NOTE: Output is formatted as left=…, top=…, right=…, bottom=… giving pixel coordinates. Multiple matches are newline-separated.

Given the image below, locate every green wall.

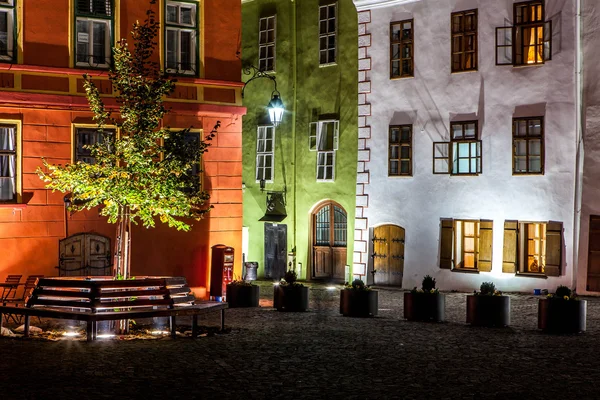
left=242, top=0, right=358, bottom=281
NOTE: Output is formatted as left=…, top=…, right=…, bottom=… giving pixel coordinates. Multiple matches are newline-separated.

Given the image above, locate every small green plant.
left=548, top=285, right=577, bottom=300
left=476, top=282, right=502, bottom=296
left=422, top=275, right=436, bottom=291
left=229, top=274, right=254, bottom=286
left=280, top=270, right=303, bottom=287
left=346, top=279, right=370, bottom=291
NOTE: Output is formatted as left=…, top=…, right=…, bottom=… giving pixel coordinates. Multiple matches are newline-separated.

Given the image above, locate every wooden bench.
left=0, top=276, right=228, bottom=341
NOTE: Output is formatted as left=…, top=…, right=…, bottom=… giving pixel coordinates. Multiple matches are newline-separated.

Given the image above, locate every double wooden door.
left=372, top=225, right=405, bottom=286
left=264, top=223, right=287, bottom=281
left=312, top=202, right=347, bottom=280
left=58, top=233, right=111, bottom=276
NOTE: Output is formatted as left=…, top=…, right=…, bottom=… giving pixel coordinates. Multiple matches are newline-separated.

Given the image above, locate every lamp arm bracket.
left=242, top=64, right=278, bottom=98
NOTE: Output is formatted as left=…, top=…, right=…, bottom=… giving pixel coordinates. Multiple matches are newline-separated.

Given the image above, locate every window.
left=433, top=121, right=481, bottom=175
left=503, top=220, right=562, bottom=276
left=513, top=117, right=543, bottom=174
left=390, top=20, right=413, bottom=78
left=256, top=125, right=274, bottom=182
left=451, top=10, right=477, bottom=72
left=164, top=129, right=202, bottom=193
left=495, top=0, right=551, bottom=66
left=75, top=128, right=115, bottom=164
left=309, top=120, right=339, bottom=181
left=389, top=125, right=412, bottom=176
left=0, top=124, right=16, bottom=201
left=0, top=0, right=15, bottom=62
left=439, top=218, right=493, bottom=272
left=165, top=1, right=198, bottom=75
left=319, top=3, right=336, bottom=65
left=258, top=15, right=276, bottom=72
left=75, top=0, right=113, bottom=68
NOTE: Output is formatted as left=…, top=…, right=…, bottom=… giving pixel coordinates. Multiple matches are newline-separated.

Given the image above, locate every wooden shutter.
left=543, top=21, right=552, bottom=61
left=478, top=220, right=493, bottom=272
left=502, top=220, right=518, bottom=273
left=545, top=221, right=562, bottom=277
left=495, top=27, right=513, bottom=65
left=309, top=122, right=317, bottom=151
left=440, top=219, right=453, bottom=269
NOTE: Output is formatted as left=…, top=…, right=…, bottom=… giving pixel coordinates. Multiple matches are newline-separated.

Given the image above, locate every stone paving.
left=1, top=282, right=600, bottom=399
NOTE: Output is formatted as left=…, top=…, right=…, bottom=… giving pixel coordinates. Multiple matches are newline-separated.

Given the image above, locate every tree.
left=38, top=2, right=216, bottom=279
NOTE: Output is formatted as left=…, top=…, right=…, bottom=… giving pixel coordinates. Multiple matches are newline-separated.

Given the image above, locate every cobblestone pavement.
left=1, top=282, right=600, bottom=400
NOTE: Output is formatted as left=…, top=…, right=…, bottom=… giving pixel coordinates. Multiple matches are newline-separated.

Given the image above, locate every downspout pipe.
left=291, top=0, right=298, bottom=273
left=573, top=0, right=583, bottom=291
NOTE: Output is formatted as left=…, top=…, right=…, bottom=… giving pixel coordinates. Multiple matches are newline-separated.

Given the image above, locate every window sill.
left=319, top=62, right=338, bottom=68
left=390, top=75, right=414, bottom=80
left=451, top=69, right=478, bottom=74
left=388, top=174, right=413, bottom=178
left=516, top=272, right=547, bottom=279
left=451, top=268, right=479, bottom=274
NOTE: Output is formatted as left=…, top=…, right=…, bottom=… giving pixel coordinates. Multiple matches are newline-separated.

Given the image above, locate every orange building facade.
left=0, top=0, right=244, bottom=296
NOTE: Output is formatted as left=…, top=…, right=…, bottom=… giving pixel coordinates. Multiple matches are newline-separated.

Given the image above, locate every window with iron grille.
left=258, top=15, right=276, bottom=72
left=495, top=0, right=551, bottom=66
left=0, top=124, right=17, bottom=202
left=513, top=117, right=543, bottom=174
left=319, top=3, right=336, bottom=65
left=165, top=0, right=198, bottom=75
left=0, top=0, right=15, bottom=62
left=389, top=125, right=412, bottom=176
left=390, top=19, right=413, bottom=78
left=75, top=0, right=113, bottom=69
left=256, top=125, right=275, bottom=182
left=75, top=128, right=115, bottom=164
left=451, top=10, right=477, bottom=72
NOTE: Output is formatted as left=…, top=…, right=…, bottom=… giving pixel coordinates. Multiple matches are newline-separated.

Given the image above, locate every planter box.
left=538, top=298, right=587, bottom=333
left=466, top=295, right=510, bottom=327
left=404, top=292, right=445, bottom=322
left=226, top=284, right=260, bottom=308
left=340, top=289, right=378, bottom=317
left=273, top=285, right=309, bottom=312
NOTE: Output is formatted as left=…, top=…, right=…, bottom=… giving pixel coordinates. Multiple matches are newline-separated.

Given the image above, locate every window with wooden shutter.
left=440, top=219, right=453, bottom=269
left=507, top=220, right=563, bottom=277
left=478, top=220, right=493, bottom=272
left=503, top=221, right=518, bottom=273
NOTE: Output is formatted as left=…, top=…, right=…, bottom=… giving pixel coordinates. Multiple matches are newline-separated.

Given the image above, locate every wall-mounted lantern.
left=241, top=65, right=285, bottom=127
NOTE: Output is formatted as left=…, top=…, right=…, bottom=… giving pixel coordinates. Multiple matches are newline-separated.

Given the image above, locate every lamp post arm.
left=241, top=65, right=278, bottom=98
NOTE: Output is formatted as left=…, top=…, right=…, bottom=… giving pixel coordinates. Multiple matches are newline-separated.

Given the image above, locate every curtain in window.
left=0, top=126, right=15, bottom=200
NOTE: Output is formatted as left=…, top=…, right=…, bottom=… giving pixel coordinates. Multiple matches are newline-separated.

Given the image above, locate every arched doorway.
left=372, top=224, right=405, bottom=287
left=312, top=201, right=347, bottom=281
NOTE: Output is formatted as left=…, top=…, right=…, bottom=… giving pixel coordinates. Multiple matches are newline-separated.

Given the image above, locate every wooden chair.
left=1, top=275, right=22, bottom=304
left=4, top=275, right=42, bottom=325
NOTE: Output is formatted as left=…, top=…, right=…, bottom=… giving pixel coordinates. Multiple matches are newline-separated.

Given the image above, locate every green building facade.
left=241, top=0, right=358, bottom=282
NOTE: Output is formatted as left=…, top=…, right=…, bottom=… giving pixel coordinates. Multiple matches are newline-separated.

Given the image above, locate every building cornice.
left=353, top=0, right=420, bottom=11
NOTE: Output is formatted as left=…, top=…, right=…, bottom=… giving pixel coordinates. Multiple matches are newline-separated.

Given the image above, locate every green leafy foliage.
left=346, top=279, right=370, bottom=291
left=421, top=275, right=436, bottom=291
left=554, top=285, right=572, bottom=298
left=476, top=282, right=502, bottom=296
left=37, top=1, right=214, bottom=232
left=284, top=270, right=297, bottom=285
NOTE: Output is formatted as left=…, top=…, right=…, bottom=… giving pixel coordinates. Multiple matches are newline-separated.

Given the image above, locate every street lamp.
left=242, top=65, right=285, bottom=127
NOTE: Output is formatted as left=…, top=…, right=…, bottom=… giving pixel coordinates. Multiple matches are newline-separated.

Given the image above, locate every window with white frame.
left=0, top=124, right=17, bottom=201
left=256, top=126, right=274, bottom=182
left=310, top=120, right=339, bottom=181
left=165, top=0, right=198, bottom=75
left=75, top=127, right=115, bottom=164
left=0, top=0, right=15, bottom=62
left=258, top=15, right=276, bottom=72
left=433, top=121, right=481, bottom=175
left=319, top=3, right=336, bottom=65
left=75, top=0, right=113, bottom=69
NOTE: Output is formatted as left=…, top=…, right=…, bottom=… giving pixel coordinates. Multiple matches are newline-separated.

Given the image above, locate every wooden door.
left=372, top=225, right=405, bottom=286
left=86, top=235, right=111, bottom=275
left=59, top=235, right=85, bottom=276
left=587, top=216, right=600, bottom=292
left=58, top=233, right=111, bottom=276
left=312, top=202, right=347, bottom=280
left=264, top=223, right=287, bottom=280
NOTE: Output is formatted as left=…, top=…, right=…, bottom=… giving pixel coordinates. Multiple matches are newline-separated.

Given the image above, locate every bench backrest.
left=26, top=276, right=196, bottom=313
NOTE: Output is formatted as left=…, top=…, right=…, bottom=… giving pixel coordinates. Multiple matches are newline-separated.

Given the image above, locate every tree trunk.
left=113, top=206, right=132, bottom=335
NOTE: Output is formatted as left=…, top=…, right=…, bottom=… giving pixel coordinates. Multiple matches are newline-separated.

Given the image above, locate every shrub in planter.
left=340, top=279, right=378, bottom=318
left=273, top=270, right=309, bottom=312
left=404, top=275, right=445, bottom=322
left=538, top=285, right=586, bottom=333
left=466, top=282, right=510, bottom=327
left=226, top=280, right=260, bottom=308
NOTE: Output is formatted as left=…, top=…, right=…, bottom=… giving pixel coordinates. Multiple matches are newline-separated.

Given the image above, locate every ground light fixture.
left=241, top=65, right=285, bottom=127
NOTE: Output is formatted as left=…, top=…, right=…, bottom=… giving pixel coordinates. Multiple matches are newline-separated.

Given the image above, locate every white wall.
left=360, top=0, right=577, bottom=292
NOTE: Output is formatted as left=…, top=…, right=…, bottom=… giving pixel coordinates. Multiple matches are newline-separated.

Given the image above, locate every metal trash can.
left=244, top=262, right=258, bottom=281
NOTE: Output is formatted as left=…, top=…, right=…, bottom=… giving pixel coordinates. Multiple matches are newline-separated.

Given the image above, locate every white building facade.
left=351, top=0, right=595, bottom=293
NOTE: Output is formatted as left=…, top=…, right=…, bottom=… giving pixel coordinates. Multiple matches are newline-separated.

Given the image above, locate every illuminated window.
left=0, top=0, right=15, bottom=62
left=455, top=220, right=478, bottom=269
left=513, top=117, right=543, bottom=174
left=75, top=128, right=115, bottom=164
left=256, top=125, right=274, bottom=182
left=524, top=223, right=546, bottom=273
left=495, top=0, right=551, bottom=66
left=0, top=124, right=16, bottom=201
left=319, top=3, right=336, bottom=65
left=165, top=0, right=198, bottom=75
left=390, top=19, right=413, bottom=78
left=439, top=219, right=493, bottom=272
left=75, top=0, right=113, bottom=69
left=309, top=120, right=339, bottom=181
left=389, top=125, right=412, bottom=176
left=258, top=15, right=276, bottom=72
left=451, top=10, right=477, bottom=72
